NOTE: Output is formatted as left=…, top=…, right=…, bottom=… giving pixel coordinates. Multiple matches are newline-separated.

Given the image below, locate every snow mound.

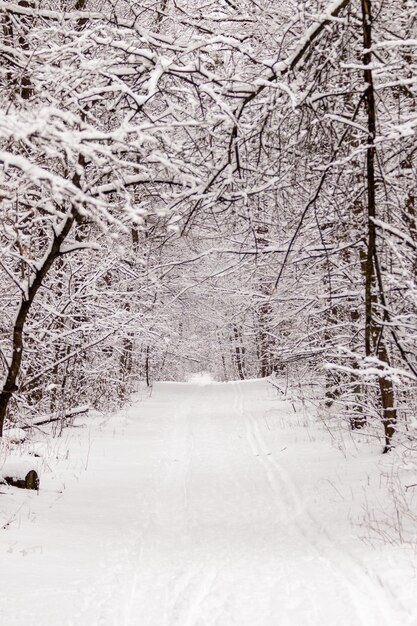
left=2, top=428, right=27, bottom=444
left=0, top=454, right=40, bottom=481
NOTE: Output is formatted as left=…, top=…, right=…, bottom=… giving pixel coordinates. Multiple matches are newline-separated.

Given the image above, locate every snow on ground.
left=187, top=372, right=215, bottom=385
left=0, top=379, right=417, bottom=625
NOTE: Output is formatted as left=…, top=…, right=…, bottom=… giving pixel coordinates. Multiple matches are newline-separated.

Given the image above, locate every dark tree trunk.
left=0, top=213, right=76, bottom=437
left=145, top=345, right=151, bottom=388
left=233, top=324, right=245, bottom=380
left=361, top=0, right=397, bottom=453
left=258, top=301, right=274, bottom=378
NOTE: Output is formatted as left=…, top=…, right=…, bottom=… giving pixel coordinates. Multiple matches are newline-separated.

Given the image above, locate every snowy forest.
left=1, top=0, right=416, bottom=451
left=0, top=0, right=417, bottom=623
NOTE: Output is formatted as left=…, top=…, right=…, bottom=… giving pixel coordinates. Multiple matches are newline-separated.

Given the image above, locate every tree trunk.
left=0, top=212, right=76, bottom=437
left=361, top=0, right=397, bottom=452
left=145, top=345, right=151, bottom=387
left=233, top=324, right=245, bottom=380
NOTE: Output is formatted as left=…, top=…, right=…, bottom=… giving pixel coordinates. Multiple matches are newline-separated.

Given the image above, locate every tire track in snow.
left=73, top=381, right=409, bottom=625
left=234, top=380, right=404, bottom=626
left=145, top=385, right=223, bottom=626
left=232, top=381, right=301, bottom=514
left=163, top=383, right=239, bottom=626
left=76, top=389, right=200, bottom=626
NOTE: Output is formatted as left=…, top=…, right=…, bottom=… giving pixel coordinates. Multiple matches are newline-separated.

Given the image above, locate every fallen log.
left=22, top=404, right=90, bottom=429
left=4, top=470, right=39, bottom=490
left=0, top=456, right=40, bottom=490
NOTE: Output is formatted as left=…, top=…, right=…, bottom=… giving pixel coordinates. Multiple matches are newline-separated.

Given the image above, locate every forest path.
left=1, top=379, right=415, bottom=625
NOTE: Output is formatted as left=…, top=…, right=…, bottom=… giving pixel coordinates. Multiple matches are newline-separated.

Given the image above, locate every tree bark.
left=233, top=324, right=245, bottom=380
left=0, top=212, right=76, bottom=437
left=361, top=0, right=397, bottom=452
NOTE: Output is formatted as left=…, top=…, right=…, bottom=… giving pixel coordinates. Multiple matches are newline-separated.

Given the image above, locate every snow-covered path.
left=1, top=379, right=416, bottom=625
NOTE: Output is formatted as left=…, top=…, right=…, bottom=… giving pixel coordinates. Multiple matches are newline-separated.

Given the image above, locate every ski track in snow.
left=1, top=379, right=416, bottom=625
left=234, top=382, right=400, bottom=626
